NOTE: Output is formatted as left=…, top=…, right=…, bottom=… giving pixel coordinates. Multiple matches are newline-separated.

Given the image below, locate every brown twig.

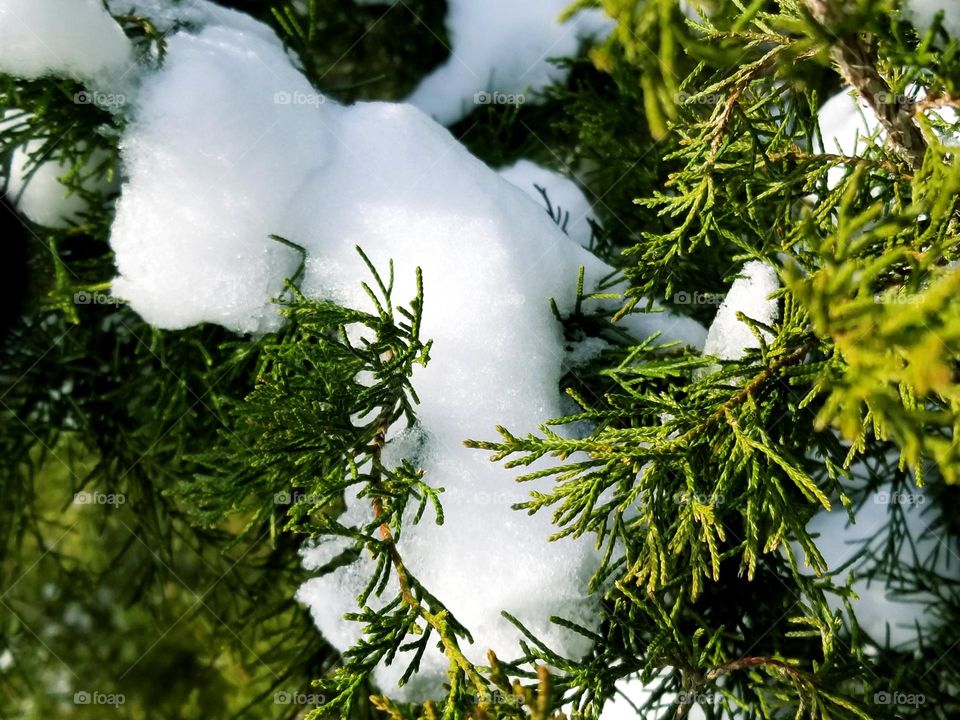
left=803, top=0, right=926, bottom=169
left=675, top=339, right=817, bottom=448
left=766, top=147, right=914, bottom=181
left=673, top=657, right=809, bottom=718
left=915, top=91, right=960, bottom=114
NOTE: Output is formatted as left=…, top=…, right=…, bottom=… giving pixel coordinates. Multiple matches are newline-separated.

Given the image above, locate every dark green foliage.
left=262, top=0, right=450, bottom=102
left=0, top=196, right=29, bottom=338
left=187, top=249, right=435, bottom=540
left=188, top=252, right=504, bottom=720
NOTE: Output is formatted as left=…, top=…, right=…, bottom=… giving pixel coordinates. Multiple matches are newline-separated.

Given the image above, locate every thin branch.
left=802, top=0, right=926, bottom=168
left=366, top=348, right=488, bottom=698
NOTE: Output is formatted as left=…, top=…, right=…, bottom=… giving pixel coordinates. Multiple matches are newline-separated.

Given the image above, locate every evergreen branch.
left=677, top=338, right=817, bottom=448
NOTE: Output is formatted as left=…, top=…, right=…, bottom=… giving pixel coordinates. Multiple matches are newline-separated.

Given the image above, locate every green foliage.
left=187, top=248, right=434, bottom=533
left=192, top=251, right=505, bottom=720
left=470, top=0, right=960, bottom=718
left=3, top=1, right=960, bottom=720
left=244, top=0, right=450, bottom=101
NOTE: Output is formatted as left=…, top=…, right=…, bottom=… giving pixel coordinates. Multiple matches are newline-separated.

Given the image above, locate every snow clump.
left=702, top=261, right=779, bottom=362
left=0, top=0, right=132, bottom=84
left=406, top=0, right=612, bottom=125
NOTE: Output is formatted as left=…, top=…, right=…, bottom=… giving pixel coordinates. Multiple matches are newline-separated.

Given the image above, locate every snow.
left=565, top=335, right=610, bottom=367
left=680, top=1, right=711, bottom=21
left=277, top=94, right=699, bottom=692
left=600, top=675, right=672, bottom=720
left=298, top=496, right=376, bottom=660
left=0, top=0, right=133, bottom=85
left=109, top=24, right=327, bottom=333
left=815, top=89, right=883, bottom=189
left=801, top=474, right=959, bottom=648
left=406, top=0, right=612, bottom=125
left=84, top=5, right=703, bottom=699
left=499, top=159, right=597, bottom=249
left=904, top=0, right=960, bottom=37
left=600, top=673, right=716, bottom=720
left=497, top=161, right=705, bottom=348
left=816, top=89, right=881, bottom=158
left=3, top=136, right=116, bottom=228
left=816, top=85, right=960, bottom=189
left=702, top=261, right=779, bottom=361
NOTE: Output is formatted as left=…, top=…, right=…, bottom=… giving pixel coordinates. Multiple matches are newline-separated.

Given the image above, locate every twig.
left=803, top=0, right=926, bottom=169
left=366, top=348, right=488, bottom=697
left=766, top=147, right=913, bottom=180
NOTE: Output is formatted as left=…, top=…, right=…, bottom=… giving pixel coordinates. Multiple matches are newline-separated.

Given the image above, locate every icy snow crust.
left=0, top=0, right=702, bottom=699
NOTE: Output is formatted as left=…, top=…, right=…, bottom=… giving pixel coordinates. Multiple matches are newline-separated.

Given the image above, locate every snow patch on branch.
left=703, top=261, right=779, bottom=362
left=905, top=0, right=960, bottom=38
left=499, top=159, right=597, bottom=249
left=800, top=466, right=960, bottom=649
